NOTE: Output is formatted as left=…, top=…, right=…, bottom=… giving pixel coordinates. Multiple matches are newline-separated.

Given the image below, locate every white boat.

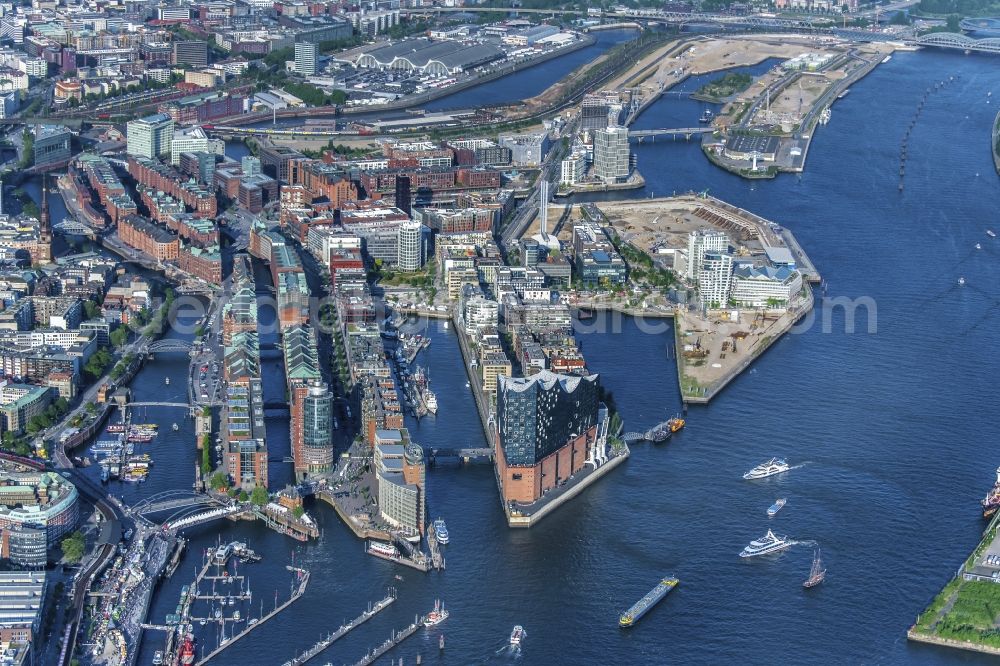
left=959, top=277, right=966, bottom=286
left=165, top=377, right=170, bottom=385
left=509, top=625, right=526, bottom=646
left=153, top=651, right=164, bottom=665
left=743, top=458, right=790, bottom=480
left=213, top=543, right=233, bottom=565
left=977, top=243, right=983, bottom=250
left=433, top=518, right=449, bottom=545
left=767, top=498, right=787, bottom=517
left=988, top=229, right=997, bottom=238
left=424, top=600, right=449, bottom=627
left=739, top=530, right=792, bottom=558
left=425, top=390, right=438, bottom=414
left=367, top=541, right=398, bottom=558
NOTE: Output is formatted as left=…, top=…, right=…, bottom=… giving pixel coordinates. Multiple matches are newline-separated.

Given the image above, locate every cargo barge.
left=619, top=576, right=679, bottom=628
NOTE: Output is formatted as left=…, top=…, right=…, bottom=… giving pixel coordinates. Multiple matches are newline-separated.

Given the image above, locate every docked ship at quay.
left=982, top=466, right=1000, bottom=518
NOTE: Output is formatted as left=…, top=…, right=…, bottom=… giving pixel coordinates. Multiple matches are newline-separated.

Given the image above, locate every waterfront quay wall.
left=907, top=629, right=1000, bottom=656
left=316, top=489, right=390, bottom=541
left=683, top=284, right=814, bottom=404
left=508, top=450, right=630, bottom=528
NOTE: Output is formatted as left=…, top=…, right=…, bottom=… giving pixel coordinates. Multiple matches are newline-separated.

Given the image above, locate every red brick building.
left=118, top=215, right=179, bottom=261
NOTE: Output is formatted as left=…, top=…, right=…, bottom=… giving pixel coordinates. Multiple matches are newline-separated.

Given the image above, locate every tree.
left=946, top=14, right=960, bottom=31
left=210, top=472, right=229, bottom=491
left=250, top=485, right=268, bottom=506
left=293, top=505, right=305, bottom=519
left=238, top=490, right=249, bottom=502
left=83, top=300, right=101, bottom=320
left=110, top=327, right=128, bottom=349
left=61, top=531, right=86, bottom=563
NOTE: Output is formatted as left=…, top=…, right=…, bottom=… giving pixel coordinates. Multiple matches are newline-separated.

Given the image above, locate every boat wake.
left=788, top=462, right=811, bottom=471
left=793, top=539, right=819, bottom=548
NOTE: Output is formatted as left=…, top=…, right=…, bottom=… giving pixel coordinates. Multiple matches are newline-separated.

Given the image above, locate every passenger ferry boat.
left=767, top=498, right=787, bottom=517
left=509, top=625, right=526, bottom=646
left=739, top=530, right=792, bottom=558
left=367, top=541, right=398, bottom=558
left=433, top=518, right=449, bottom=545
left=743, top=458, right=790, bottom=480
left=424, top=599, right=449, bottom=627
left=619, top=576, right=679, bottom=628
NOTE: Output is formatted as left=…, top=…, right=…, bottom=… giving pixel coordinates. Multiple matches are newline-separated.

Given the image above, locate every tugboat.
left=424, top=600, right=449, bottom=627
left=803, top=549, right=827, bottom=588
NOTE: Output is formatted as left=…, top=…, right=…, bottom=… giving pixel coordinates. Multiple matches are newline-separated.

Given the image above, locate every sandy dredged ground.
left=619, top=34, right=851, bottom=102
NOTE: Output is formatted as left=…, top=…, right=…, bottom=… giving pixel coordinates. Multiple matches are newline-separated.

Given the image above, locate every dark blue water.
left=92, top=48, right=1000, bottom=666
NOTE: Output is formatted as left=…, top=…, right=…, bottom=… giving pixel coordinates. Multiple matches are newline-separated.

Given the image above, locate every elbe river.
left=34, top=30, right=1000, bottom=664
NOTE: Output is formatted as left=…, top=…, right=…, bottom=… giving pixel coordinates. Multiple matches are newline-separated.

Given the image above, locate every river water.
left=42, top=47, right=1000, bottom=665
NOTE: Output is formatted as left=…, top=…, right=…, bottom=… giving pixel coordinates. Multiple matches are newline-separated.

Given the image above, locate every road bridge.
left=147, top=339, right=194, bottom=354
left=629, top=127, right=715, bottom=140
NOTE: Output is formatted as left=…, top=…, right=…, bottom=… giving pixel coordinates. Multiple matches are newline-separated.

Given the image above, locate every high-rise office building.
left=394, top=174, right=411, bottom=217
left=173, top=40, right=208, bottom=67
left=396, top=221, right=424, bottom=272
left=170, top=126, right=210, bottom=165
left=296, top=380, right=333, bottom=477
left=126, top=113, right=173, bottom=160
left=593, top=126, right=630, bottom=184
left=495, top=370, right=600, bottom=505
left=294, top=42, right=318, bottom=76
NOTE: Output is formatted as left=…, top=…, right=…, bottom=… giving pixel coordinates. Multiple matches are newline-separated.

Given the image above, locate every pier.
left=349, top=615, right=425, bottom=666
left=196, top=566, right=310, bottom=665
left=280, top=591, right=397, bottom=666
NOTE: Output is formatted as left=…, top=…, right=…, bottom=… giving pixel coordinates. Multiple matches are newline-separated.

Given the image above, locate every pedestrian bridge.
left=132, top=490, right=224, bottom=518
left=165, top=504, right=242, bottom=531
